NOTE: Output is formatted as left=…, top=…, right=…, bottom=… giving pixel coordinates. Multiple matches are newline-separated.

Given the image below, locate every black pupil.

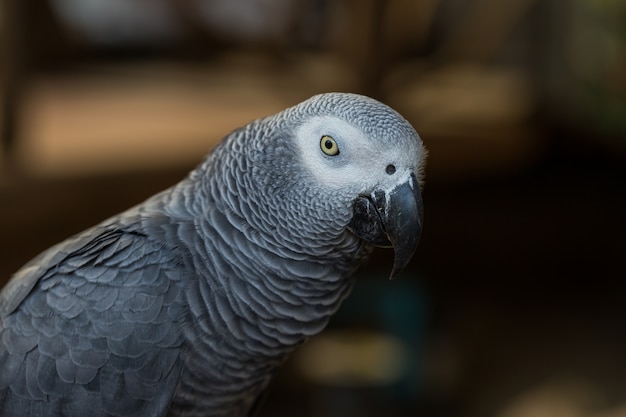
left=324, top=140, right=333, bottom=149
left=386, top=164, right=396, bottom=175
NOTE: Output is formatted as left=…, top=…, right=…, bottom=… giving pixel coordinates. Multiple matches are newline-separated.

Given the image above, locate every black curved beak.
left=347, top=173, right=423, bottom=279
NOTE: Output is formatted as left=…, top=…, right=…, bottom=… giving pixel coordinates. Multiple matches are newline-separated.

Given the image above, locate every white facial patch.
left=294, top=115, right=416, bottom=194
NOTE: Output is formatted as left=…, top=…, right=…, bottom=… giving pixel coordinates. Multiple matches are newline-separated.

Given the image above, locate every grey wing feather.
left=0, top=224, right=188, bottom=417
left=0, top=232, right=96, bottom=316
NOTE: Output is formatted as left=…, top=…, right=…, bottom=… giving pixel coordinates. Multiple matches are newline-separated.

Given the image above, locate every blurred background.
left=0, top=0, right=625, bottom=416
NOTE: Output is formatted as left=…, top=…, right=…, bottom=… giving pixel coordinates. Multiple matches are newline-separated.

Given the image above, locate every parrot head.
left=209, top=92, right=426, bottom=281
left=281, top=93, right=426, bottom=279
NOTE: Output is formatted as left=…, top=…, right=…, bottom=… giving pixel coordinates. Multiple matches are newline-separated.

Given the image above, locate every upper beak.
left=347, top=173, right=423, bottom=279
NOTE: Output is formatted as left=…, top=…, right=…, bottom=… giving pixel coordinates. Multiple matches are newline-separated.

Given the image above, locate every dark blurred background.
left=1, top=1, right=625, bottom=416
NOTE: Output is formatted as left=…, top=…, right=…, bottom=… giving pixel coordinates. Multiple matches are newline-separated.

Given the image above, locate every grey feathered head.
left=200, top=92, right=426, bottom=279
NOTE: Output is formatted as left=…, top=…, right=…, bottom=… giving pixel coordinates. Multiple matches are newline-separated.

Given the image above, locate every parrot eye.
left=320, top=135, right=340, bottom=156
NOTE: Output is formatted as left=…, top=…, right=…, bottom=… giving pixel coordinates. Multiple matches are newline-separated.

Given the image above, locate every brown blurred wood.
left=1, top=0, right=22, bottom=168
left=437, top=0, right=540, bottom=62
left=1, top=0, right=75, bottom=172
left=338, top=0, right=441, bottom=99
left=363, top=0, right=387, bottom=99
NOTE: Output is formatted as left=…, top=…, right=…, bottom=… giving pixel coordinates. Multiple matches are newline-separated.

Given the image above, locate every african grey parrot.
left=0, top=92, right=426, bottom=417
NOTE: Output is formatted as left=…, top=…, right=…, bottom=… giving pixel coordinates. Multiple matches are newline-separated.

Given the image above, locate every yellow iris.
left=320, top=135, right=339, bottom=156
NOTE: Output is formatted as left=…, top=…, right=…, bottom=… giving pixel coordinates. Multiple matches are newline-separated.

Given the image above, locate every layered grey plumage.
left=0, top=92, right=426, bottom=417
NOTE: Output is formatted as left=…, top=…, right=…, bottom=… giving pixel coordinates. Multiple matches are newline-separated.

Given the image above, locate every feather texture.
left=0, top=93, right=425, bottom=416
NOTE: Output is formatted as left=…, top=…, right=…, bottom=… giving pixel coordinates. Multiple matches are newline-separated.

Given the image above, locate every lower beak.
left=347, top=173, right=423, bottom=279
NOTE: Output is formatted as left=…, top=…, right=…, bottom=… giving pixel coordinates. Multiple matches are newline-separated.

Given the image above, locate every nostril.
left=386, top=164, right=396, bottom=175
